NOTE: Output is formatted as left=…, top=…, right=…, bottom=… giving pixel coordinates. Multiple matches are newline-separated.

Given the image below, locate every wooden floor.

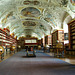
left=0, top=50, right=75, bottom=65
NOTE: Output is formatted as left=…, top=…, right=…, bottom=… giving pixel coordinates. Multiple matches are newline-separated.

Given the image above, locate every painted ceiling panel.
left=23, top=21, right=36, bottom=26
left=21, top=7, right=40, bottom=17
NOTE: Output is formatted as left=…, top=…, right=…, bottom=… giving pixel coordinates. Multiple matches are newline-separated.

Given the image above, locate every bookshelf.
left=45, top=35, right=52, bottom=46
left=0, top=28, right=17, bottom=51
left=38, top=40, right=41, bottom=45
left=68, top=19, right=75, bottom=50
left=41, top=38, right=45, bottom=47
left=52, top=30, right=64, bottom=47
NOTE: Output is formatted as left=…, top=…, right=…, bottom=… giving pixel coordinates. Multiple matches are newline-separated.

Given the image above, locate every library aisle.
left=0, top=50, right=75, bottom=75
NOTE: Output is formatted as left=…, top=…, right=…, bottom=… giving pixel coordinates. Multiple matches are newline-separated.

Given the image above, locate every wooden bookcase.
left=38, top=40, right=41, bottom=45
left=52, top=30, right=64, bottom=47
left=0, top=28, right=17, bottom=50
left=41, top=38, right=45, bottom=47
left=68, top=19, right=75, bottom=50
left=41, top=38, right=43, bottom=44
left=45, top=35, right=52, bottom=46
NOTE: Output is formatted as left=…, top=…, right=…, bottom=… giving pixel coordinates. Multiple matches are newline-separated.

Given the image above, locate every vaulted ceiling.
left=0, top=0, right=75, bottom=39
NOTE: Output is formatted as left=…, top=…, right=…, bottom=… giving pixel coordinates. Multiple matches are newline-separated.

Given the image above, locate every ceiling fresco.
left=23, top=1, right=40, bottom=5
left=23, top=21, right=36, bottom=26
left=39, top=25, right=47, bottom=31
left=0, top=0, right=75, bottom=39
left=25, top=18, right=35, bottom=20
left=70, top=0, right=75, bottom=5
left=21, top=7, right=40, bottom=17
left=1, top=11, right=16, bottom=24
